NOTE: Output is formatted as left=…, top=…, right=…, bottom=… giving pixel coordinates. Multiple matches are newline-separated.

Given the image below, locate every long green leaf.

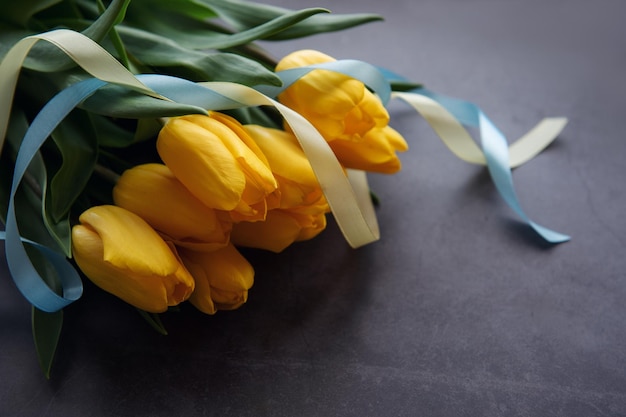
left=10, top=162, right=61, bottom=251
left=137, top=0, right=217, bottom=20
left=28, top=235, right=65, bottom=379
left=48, top=109, right=98, bottom=223
left=125, top=4, right=329, bottom=50
left=2, top=111, right=60, bottom=251
left=24, top=0, right=131, bottom=72
left=32, top=307, right=63, bottom=379
left=0, top=24, right=33, bottom=63
left=0, top=153, right=12, bottom=223
left=200, top=0, right=383, bottom=40
left=0, top=110, right=30, bottom=222
left=117, top=26, right=282, bottom=85
left=88, top=114, right=140, bottom=148
left=80, top=85, right=208, bottom=118
left=6, top=117, right=71, bottom=255
left=1, top=0, right=63, bottom=26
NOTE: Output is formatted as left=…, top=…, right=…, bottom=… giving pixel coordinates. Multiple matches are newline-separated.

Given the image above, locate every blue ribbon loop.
left=4, top=78, right=106, bottom=312
left=376, top=68, right=569, bottom=243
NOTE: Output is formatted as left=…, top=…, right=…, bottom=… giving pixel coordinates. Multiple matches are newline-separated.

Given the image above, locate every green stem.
left=136, top=309, right=168, bottom=335
left=92, top=163, right=121, bottom=185
left=23, top=171, right=43, bottom=199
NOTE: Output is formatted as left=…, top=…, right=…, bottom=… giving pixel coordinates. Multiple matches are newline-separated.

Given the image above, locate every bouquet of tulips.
left=0, top=0, right=414, bottom=377
left=0, top=0, right=568, bottom=378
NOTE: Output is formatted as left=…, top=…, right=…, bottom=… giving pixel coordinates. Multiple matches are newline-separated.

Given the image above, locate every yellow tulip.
left=226, top=124, right=328, bottom=252
left=242, top=124, right=327, bottom=210
left=113, top=163, right=231, bottom=251
left=179, top=244, right=254, bottom=314
left=231, top=208, right=327, bottom=253
left=276, top=49, right=408, bottom=174
left=71, top=205, right=195, bottom=313
left=157, top=113, right=278, bottom=222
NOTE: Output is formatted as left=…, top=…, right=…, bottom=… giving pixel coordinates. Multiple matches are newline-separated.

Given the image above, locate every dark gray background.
left=2, top=0, right=625, bottom=416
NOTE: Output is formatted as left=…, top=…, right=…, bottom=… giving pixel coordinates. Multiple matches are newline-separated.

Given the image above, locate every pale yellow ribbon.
left=392, top=92, right=567, bottom=168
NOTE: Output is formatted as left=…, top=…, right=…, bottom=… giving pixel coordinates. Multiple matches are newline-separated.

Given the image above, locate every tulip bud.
left=157, top=113, right=278, bottom=222
left=71, top=205, right=195, bottom=313
left=242, top=124, right=327, bottom=210
left=231, top=209, right=327, bottom=253
left=179, top=244, right=254, bottom=314
left=276, top=49, right=408, bottom=174
left=113, top=163, right=231, bottom=251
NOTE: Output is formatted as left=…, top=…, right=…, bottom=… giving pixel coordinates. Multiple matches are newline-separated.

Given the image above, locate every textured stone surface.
left=2, top=1, right=625, bottom=416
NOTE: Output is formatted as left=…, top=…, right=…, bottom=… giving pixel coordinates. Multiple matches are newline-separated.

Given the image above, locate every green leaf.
left=390, top=80, right=424, bottom=92
left=85, top=116, right=162, bottom=149
left=223, top=107, right=281, bottom=129
left=0, top=153, right=12, bottom=223
left=48, top=109, right=98, bottom=222
left=80, top=84, right=208, bottom=118
left=2, top=110, right=61, bottom=251
left=136, top=309, right=168, bottom=335
left=125, top=3, right=329, bottom=50
left=264, top=13, right=383, bottom=41
left=5, top=153, right=59, bottom=251
left=32, top=307, right=63, bottom=379
left=200, top=0, right=383, bottom=41
left=24, top=0, right=132, bottom=72
left=131, top=0, right=217, bottom=20
left=117, top=26, right=282, bottom=86
left=31, top=148, right=72, bottom=256
left=88, top=114, right=138, bottom=148
left=1, top=0, right=63, bottom=26
left=0, top=110, right=30, bottom=223
left=0, top=24, right=33, bottom=63
left=8, top=118, right=76, bottom=256
left=133, top=118, right=163, bottom=143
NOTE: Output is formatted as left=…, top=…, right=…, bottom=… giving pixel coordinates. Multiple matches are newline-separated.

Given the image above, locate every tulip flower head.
left=157, top=113, right=278, bottom=222
left=276, top=49, right=408, bottom=174
left=242, top=124, right=327, bottom=210
left=179, top=244, right=254, bottom=314
left=71, top=205, right=195, bottom=313
left=113, top=163, right=231, bottom=251
left=229, top=125, right=329, bottom=252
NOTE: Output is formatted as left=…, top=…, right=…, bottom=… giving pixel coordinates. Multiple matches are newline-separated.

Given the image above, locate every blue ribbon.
left=3, top=78, right=110, bottom=312
left=3, top=78, right=109, bottom=312
left=256, top=60, right=392, bottom=104
left=377, top=68, right=569, bottom=243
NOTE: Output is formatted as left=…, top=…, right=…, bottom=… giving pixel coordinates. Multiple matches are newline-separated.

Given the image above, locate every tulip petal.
left=231, top=209, right=326, bottom=253
left=113, top=163, right=231, bottom=248
left=243, top=125, right=318, bottom=187
left=189, top=114, right=277, bottom=196
left=72, top=206, right=195, bottom=313
left=180, top=244, right=254, bottom=314
left=275, top=49, right=409, bottom=173
left=77, top=205, right=180, bottom=276
left=158, top=117, right=246, bottom=210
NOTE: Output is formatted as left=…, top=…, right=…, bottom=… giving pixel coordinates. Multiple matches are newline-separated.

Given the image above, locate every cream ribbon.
left=392, top=92, right=567, bottom=168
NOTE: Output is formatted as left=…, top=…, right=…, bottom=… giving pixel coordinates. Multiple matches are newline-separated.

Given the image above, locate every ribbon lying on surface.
left=0, top=29, right=569, bottom=312
left=392, top=91, right=569, bottom=243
